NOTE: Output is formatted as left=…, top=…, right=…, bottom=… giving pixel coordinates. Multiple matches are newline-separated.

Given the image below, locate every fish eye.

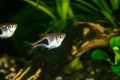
left=10, top=25, right=13, bottom=28
left=59, top=35, right=63, bottom=38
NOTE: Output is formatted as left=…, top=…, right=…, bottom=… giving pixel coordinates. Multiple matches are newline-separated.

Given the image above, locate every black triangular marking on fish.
left=37, top=39, right=49, bottom=45
left=0, top=29, right=2, bottom=34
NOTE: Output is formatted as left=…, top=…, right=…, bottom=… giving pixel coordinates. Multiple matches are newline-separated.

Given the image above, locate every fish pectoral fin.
left=39, top=38, right=49, bottom=45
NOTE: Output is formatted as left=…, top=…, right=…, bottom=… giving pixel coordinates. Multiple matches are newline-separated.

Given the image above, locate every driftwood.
left=70, top=22, right=120, bottom=58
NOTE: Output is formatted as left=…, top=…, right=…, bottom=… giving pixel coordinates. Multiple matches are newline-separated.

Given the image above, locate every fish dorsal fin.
left=39, top=34, right=46, bottom=38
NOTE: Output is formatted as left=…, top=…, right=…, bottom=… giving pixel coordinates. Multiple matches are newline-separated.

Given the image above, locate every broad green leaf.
left=23, top=0, right=56, bottom=20
left=110, top=36, right=120, bottom=48
left=111, top=65, right=120, bottom=73
left=91, top=49, right=109, bottom=60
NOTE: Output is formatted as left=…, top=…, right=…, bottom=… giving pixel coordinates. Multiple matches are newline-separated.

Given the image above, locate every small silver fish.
left=0, top=23, right=17, bottom=39
left=25, top=33, right=66, bottom=54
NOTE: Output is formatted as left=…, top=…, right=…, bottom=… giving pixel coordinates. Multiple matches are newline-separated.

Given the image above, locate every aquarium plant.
left=91, top=36, right=120, bottom=73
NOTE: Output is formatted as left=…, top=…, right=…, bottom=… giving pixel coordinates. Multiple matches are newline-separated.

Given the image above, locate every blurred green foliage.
left=73, top=0, right=120, bottom=26
left=7, top=0, right=120, bottom=46
left=63, top=57, right=83, bottom=74
left=90, top=49, right=109, bottom=60
left=10, top=0, right=120, bottom=76
left=110, top=36, right=120, bottom=48
left=1, top=0, right=120, bottom=79
left=19, top=0, right=120, bottom=34
left=91, top=36, right=120, bottom=73
left=23, top=0, right=74, bottom=33
left=111, top=65, right=120, bottom=73
left=112, top=46, right=120, bottom=65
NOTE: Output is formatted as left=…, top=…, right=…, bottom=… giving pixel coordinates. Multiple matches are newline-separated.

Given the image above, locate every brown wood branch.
left=27, top=68, right=41, bottom=80
left=75, top=22, right=105, bottom=33
left=12, top=66, right=31, bottom=80
left=72, top=21, right=120, bottom=58
left=74, top=30, right=119, bottom=58
left=74, top=38, right=109, bottom=57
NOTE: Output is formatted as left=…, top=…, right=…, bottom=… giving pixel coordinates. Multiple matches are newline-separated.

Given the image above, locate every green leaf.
left=45, top=20, right=66, bottom=33
left=23, top=0, right=56, bottom=20
left=56, top=0, right=71, bottom=20
left=68, top=7, right=74, bottom=19
left=113, top=46, right=120, bottom=65
left=91, top=49, right=109, bottom=60
left=76, top=0, right=99, bottom=12
left=91, top=0, right=112, bottom=14
left=98, top=0, right=112, bottom=15
left=62, top=0, right=70, bottom=20
left=101, top=9, right=116, bottom=26
left=110, top=0, right=120, bottom=10
left=73, top=3, right=95, bottom=14
left=111, top=65, right=120, bottom=73
left=110, top=36, right=120, bottom=48
left=91, top=0, right=102, bottom=9
left=56, top=0, right=62, bottom=18
left=110, top=36, right=120, bottom=65
left=63, top=57, right=83, bottom=74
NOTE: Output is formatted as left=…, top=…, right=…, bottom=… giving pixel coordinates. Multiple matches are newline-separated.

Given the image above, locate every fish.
left=0, top=23, right=17, bottom=39
left=24, top=33, right=66, bottom=55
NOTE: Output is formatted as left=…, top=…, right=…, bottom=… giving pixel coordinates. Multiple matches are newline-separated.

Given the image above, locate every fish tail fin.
left=23, top=41, right=34, bottom=46
left=23, top=41, right=36, bottom=56
left=27, top=46, right=36, bottom=56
